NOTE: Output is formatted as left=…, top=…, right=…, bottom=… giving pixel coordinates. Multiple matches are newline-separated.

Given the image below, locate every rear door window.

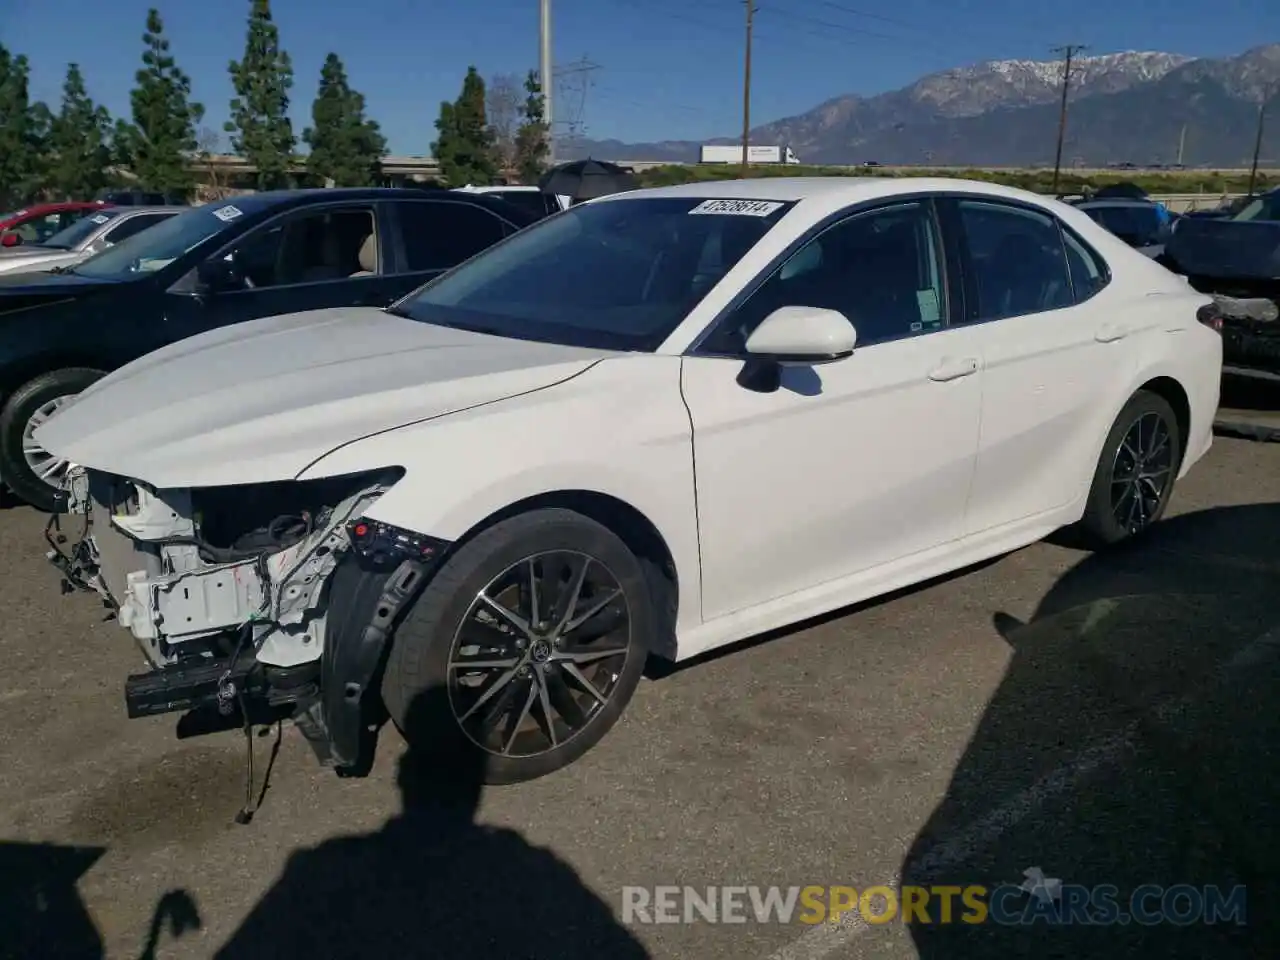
left=957, top=200, right=1073, bottom=321
left=395, top=200, right=510, bottom=271
left=104, top=212, right=177, bottom=245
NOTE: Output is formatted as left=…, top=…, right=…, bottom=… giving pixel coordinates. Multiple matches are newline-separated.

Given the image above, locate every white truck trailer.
left=699, top=144, right=800, bottom=165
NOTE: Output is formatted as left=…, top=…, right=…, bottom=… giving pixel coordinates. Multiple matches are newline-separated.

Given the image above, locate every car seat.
left=350, top=234, right=377, bottom=277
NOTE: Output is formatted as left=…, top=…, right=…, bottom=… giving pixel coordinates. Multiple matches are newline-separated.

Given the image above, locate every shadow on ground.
left=0, top=842, right=200, bottom=959
left=214, top=685, right=649, bottom=959
left=3, top=687, right=645, bottom=959
left=902, top=502, right=1280, bottom=956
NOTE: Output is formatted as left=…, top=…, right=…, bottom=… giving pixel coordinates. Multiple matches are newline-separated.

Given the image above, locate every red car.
left=0, top=202, right=109, bottom=248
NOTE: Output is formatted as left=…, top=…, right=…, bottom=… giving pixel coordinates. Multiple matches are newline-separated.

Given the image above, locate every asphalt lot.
left=3, top=431, right=1280, bottom=959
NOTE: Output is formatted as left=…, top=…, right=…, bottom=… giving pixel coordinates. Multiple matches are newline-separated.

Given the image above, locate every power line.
left=741, top=0, right=756, bottom=171
left=1050, top=44, right=1087, bottom=194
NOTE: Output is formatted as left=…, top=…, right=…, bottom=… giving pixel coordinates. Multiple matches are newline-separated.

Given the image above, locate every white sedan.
left=37, top=177, right=1222, bottom=785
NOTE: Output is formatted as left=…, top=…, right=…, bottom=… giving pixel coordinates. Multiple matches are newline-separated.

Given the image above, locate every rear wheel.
left=1079, top=390, right=1182, bottom=548
left=382, top=508, right=652, bottom=784
left=0, top=368, right=104, bottom=511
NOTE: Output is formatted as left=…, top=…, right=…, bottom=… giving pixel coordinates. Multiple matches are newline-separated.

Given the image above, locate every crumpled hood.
left=37, top=306, right=611, bottom=488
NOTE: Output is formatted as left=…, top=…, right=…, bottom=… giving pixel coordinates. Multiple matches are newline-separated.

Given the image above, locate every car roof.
left=1077, top=198, right=1156, bottom=208
left=0, top=200, right=105, bottom=222
left=198, top=187, right=541, bottom=224
left=111, top=205, right=183, bottom=215
left=592, top=176, right=1059, bottom=209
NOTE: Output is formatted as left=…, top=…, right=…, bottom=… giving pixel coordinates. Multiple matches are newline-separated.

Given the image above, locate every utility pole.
left=1176, top=122, right=1187, bottom=166
left=1248, top=90, right=1272, bottom=197
left=540, top=0, right=554, bottom=165
left=1050, top=44, right=1087, bottom=195
left=741, top=0, right=755, bottom=175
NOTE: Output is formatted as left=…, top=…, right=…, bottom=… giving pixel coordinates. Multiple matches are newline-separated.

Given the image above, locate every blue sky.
left=4, top=0, right=1277, bottom=153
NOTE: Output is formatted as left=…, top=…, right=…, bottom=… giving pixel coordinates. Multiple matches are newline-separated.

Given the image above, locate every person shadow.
left=901, top=502, right=1280, bottom=957
left=215, top=685, right=650, bottom=959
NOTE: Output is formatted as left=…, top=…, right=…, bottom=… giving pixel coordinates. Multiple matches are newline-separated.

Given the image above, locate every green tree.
left=0, top=45, right=49, bottom=207
left=46, top=64, right=114, bottom=200
left=225, top=0, right=296, bottom=190
left=432, top=66, right=496, bottom=187
left=513, top=69, right=549, bottom=185
left=302, top=53, right=386, bottom=186
left=124, top=8, right=204, bottom=195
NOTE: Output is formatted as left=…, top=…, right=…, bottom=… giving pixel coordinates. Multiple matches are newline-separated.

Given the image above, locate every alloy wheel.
left=22, top=394, right=77, bottom=488
left=1110, top=410, right=1174, bottom=535
left=447, top=550, right=633, bottom=758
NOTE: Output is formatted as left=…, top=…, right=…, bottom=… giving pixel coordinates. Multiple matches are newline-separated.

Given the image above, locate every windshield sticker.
left=212, top=204, right=244, bottom=223
left=688, top=199, right=784, bottom=217
left=89, top=214, right=111, bottom=224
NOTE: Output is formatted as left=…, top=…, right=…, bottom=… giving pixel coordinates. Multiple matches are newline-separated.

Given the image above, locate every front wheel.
left=382, top=508, right=652, bottom=784
left=1078, top=390, right=1183, bottom=548
left=0, top=367, right=105, bottom=511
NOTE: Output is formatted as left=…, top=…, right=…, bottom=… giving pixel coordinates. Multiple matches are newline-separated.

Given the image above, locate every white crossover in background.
left=36, top=176, right=1223, bottom=784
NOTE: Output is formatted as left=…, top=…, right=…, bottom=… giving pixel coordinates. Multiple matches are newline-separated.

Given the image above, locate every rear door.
left=942, top=196, right=1139, bottom=535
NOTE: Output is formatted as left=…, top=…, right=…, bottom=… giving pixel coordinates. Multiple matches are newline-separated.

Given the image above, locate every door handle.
left=1095, top=323, right=1130, bottom=343
left=927, top=357, right=979, bottom=382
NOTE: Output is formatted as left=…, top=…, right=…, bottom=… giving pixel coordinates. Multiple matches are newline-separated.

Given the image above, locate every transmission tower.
left=554, top=56, right=601, bottom=158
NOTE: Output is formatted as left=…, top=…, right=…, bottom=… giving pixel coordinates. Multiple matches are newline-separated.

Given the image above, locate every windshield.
left=1082, top=204, right=1165, bottom=246
left=1232, top=193, right=1280, bottom=222
left=39, top=210, right=120, bottom=249
left=393, top=195, right=794, bottom=350
left=72, top=204, right=239, bottom=279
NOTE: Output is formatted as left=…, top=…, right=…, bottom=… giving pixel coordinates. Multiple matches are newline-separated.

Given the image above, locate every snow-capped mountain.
left=565, top=45, right=1279, bottom=167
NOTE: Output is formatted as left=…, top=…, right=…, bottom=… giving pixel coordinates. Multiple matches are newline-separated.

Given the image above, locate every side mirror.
left=745, top=306, right=857, bottom=364
left=1, top=232, right=23, bottom=248
left=738, top=306, right=856, bottom=393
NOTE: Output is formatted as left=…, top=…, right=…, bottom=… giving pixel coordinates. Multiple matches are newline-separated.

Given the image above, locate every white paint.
left=39, top=177, right=1222, bottom=678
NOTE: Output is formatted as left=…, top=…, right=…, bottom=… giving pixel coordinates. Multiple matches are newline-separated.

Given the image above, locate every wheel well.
left=1138, top=376, right=1191, bottom=455
left=457, top=491, right=680, bottom=660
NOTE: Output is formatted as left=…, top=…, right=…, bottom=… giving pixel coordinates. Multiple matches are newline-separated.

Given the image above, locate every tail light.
left=1196, top=303, right=1224, bottom=332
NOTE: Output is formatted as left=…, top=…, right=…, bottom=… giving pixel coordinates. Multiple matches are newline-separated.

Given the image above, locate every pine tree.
left=432, top=67, right=496, bottom=187
left=124, top=8, right=204, bottom=195
left=0, top=45, right=49, bottom=207
left=513, top=69, right=550, bottom=185
left=225, top=0, right=296, bottom=190
left=47, top=64, right=114, bottom=200
left=302, top=53, right=386, bottom=187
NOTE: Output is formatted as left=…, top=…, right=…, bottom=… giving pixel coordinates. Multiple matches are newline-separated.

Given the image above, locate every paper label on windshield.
left=916, top=288, right=940, bottom=325
left=212, top=205, right=243, bottom=222
left=688, top=199, right=784, bottom=217
left=89, top=214, right=110, bottom=224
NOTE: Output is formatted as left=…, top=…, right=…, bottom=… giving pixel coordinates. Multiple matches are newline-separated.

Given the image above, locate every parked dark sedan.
left=0, top=187, right=538, bottom=510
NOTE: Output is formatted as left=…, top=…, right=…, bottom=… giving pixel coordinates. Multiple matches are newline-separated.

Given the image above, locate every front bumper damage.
left=46, top=465, right=445, bottom=771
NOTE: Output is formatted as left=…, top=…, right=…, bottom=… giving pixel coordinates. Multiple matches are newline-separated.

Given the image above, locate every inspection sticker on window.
left=89, top=214, right=111, bottom=224
left=688, top=199, right=784, bottom=217
left=212, top=204, right=244, bottom=223
left=916, top=288, right=941, bottom=325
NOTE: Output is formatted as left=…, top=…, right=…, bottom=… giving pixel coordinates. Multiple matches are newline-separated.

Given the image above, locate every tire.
left=0, top=368, right=105, bottom=511
left=1078, top=390, right=1183, bottom=548
left=382, top=507, right=653, bottom=784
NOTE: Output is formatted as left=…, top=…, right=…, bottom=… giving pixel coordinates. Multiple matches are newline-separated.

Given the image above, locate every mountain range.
left=565, top=44, right=1280, bottom=167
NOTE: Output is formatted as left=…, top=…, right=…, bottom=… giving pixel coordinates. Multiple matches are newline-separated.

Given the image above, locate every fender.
left=297, top=355, right=706, bottom=636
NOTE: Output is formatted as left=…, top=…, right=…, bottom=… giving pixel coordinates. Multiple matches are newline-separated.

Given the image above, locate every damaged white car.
left=39, top=178, right=1222, bottom=785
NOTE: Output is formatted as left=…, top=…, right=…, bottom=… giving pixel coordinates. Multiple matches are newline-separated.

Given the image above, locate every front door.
left=681, top=199, right=984, bottom=622
left=163, top=202, right=400, bottom=341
